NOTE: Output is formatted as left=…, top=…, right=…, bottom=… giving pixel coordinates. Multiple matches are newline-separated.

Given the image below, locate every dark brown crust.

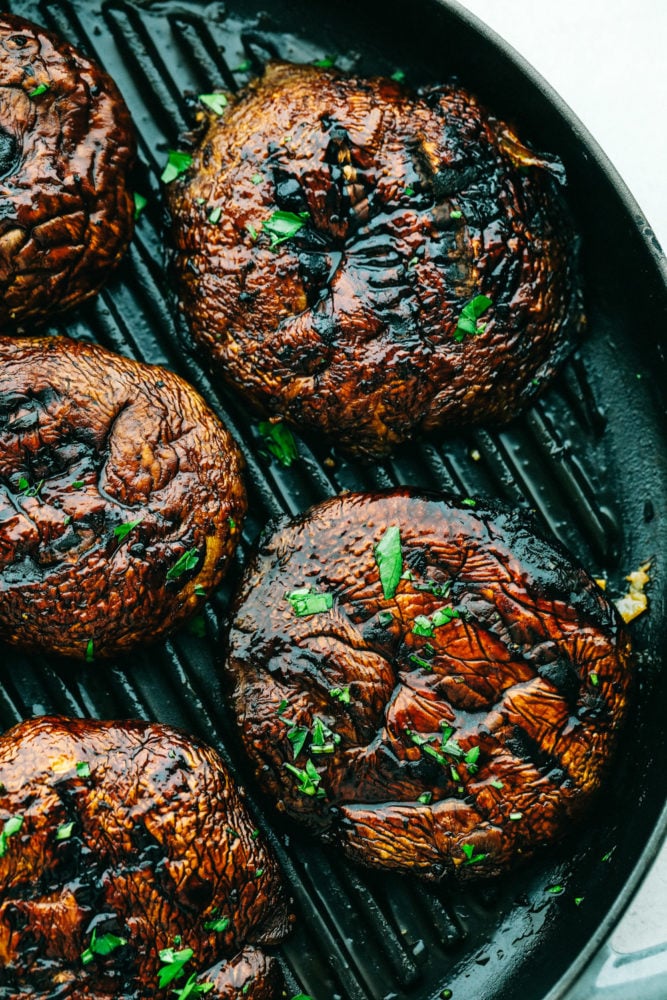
left=224, top=489, right=632, bottom=880
left=0, top=14, right=136, bottom=330
left=0, top=336, right=246, bottom=660
left=0, top=716, right=292, bottom=999
left=167, top=61, right=584, bottom=456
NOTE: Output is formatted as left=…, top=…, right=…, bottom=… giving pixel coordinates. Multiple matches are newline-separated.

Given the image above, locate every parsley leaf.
left=161, top=150, right=193, bottom=184
left=167, top=548, right=199, bottom=581
left=312, top=55, right=337, bottom=68
left=203, top=915, right=229, bottom=932
left=158, top=947, right=194, bottom=988
left=284, top=759, right=325, bottom=798
left=258, top=420, right=298, bottom=466
left=199, top=92, right=228, bottom=115
left=76, top=761, right=91, bottom=778
left=286, top=726, right=309, bottom=760
left=56, top=821, right=74, bottom=841
left=374, top=526, right=402, bottom=599
left=172, top=973, right=214, bottom=998
left=461, top=842, right=487, bottom=865
left=286, top=589, right=333, bottom=617
left=81, top=929, right=127, bottom=965
left=329, top=686, right=351, bottom=704
left=29, top=82, right=50, bottom=98
left=0, top=815, right=23, bottom=857
left=133, top=193, right=147, bottom=219
left=113, top=519, right=142, bottom=542
left=454, top=294, right=492, bottom=342
left=261, top=210, right=309, bottom=248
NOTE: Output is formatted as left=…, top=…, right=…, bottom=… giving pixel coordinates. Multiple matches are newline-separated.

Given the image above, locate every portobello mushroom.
left=223, top=489, right=632, bottom=880
left=0, top=715, right=293, bottom=998
left=166, top=61, right=584, bottom=457
left=0, top=13, right=136, bottom=330
left=0, top=336, right=246, bottom=660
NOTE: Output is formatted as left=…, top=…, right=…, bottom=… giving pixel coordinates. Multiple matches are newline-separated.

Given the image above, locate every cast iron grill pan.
left=1, top=2, right=666, bottom=999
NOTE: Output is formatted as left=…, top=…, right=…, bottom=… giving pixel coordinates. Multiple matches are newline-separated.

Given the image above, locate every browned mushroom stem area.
left=224, top=489, right=632, bottom=881
left=0, top=14, right=136, bottom=330
left=167, top=61, right=584, bottom=457
left=0, top=716, right=293, bottom=999
left=0, top=337, right=246, bottom=660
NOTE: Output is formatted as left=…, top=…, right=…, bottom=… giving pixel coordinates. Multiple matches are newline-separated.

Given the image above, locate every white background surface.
left=457, top=0, right=667, bottom=980
left=457, top=0, right=667, bottom=250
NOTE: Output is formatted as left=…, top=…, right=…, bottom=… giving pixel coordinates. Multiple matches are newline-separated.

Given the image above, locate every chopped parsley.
left=233, top=59, right=252, bottom=73
left=411, top=606, right=459, bottom=637
left=461, top=498, right=476, bottom=507
left=76, top=761, right=91, bottom=778
left=203, top=915, right=230, bottom=932
left=329, top=686, right=351, bottom=704
left=509, top=812, right=523, bottom=821
left=286, top=726, right=309, bottom=760
left=574, top=897, right=584, bottom=906
left=413, top=579, right=451, bottom=598
left=374, top=525, right=403, bottom=599
left=454, top=294, right=493, bottom=342
left=390, top=70, right=406, bottom=82
left=590, top=672, right=599, bottom=687
left=490, top=778, right=504, bottom=790
left=417, top=791, right=432, bottom=804
left=71, top=480, right=85, bottom=490
left=405, top=186, right=415, bottom=197
left=0, top=815, right=23, bottom=857
left=408, top=653, right=433, bottom=671
left=312, top=55, right=337, bottom=68
left=450, top=209, right=463, bottom=220
left=133, top=193, right=147, bottom=219
left=113, top=519, right=142, bottom=542
left=158, top=946, right=194, bottom=988
left=378, top=610, right=394, bottom=626
left=194, top=585, right=207, bottom=597
left=161, top=150, right=193, bottom=185
left=461, top=843, right=487, bottom=865
left=286, top=589, right=333, bottom=617
left=29, top=82, right=50, bottom=98
left=310, top=718, right=338, bottom=755
left=284, top=759, right=325, bottom=798
left=246, top=223, right=258, bottom=241
left=199, top=92, right=228, bottom=115
left=546, top=884, right=565, bottom=895
left=81, top=929, right=127, bottom=965
left=17, top=476, right=44, bottom=498
left=84, top=639, right=94, bottom=663
left=56, top=821, right=74, bottom=841
left=208, top=206, right=222, bottom=225
left=166, top=548, right=199, bottom=581
left=251, top=173, right=263, bottom=185
left=261, top=210, right=309, bottom=248
left=172, top=973, right=214, bottom=998
left=258, top=420, right=298, bottom=466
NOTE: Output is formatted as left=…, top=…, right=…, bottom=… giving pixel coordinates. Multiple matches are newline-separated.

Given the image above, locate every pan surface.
left=1, top=1, right=666, bottom=999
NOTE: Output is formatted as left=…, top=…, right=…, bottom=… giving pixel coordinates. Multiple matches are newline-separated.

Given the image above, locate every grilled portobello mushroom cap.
left=224, top=489, right=632, bottom=880
left=0, top=336, right=246, bottom=660
left=0, top=716, right=293, bottom=998
left=167, top=61, right=584, bottom=457
left=0, top=14, right=136, bottom=330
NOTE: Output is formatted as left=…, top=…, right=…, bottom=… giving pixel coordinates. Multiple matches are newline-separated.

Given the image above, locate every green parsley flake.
left=251, top=173, right=263, bottom=185
left=29, top=82, right=50, bottom=98
left=133, top=193, right=147, bottom=219
left=409, top=653, right=433, bottom=671
left=76, top=761, right=91, bottom=778
left=208, top=206, right=222, bottom=225
left=166, top=548, right=199, bottom=581
left=547, top=884, right=565, bottom=895
left=113, top=519, right=142, bottom=542
left=0, top=815, right=23, bottom=857
left=329, top=686, right=351, bottom=704
left=374, top=526, right=403, bottom=599
left=199, top=92, right=228, bottom=115
left=284, top=759, right=325, bottom=798
left=286, top=589, right=333, bottom=617
left=71, top=480, right=84, bottom=490
left=411, top=606, right=459, bottom=637
left=204, top=915, right=230, bottom=932
left=417, top=791, right=433, bottom=805
left=81, top=929, right=127, bottom=965
left=490, top=778, right=504, bottom=790
left=17, top=476, right=44, bottom=498
left=234, top=59, right=252, bottom=73
left=450, top=209, right=463, bottom=220
left=590, top=672, right=599, bottom=686
left=509, top=812, right=523, bottom=821
left=391, top=70, right=406, bottom=82
left=574, top=897, right=584, bottom=906
left=85, top=639, right=94, bottom=663
left=261, top=210, right=309, bottom=248
left=461, top=842, right=486, bottom=865
left=312, top=55, right=337, bottom=68
left=454, top=294, right=493, bottom=342
left=405, top=186, right=415, bottom=197
left=194, top=585, right=207, bottom=597
left=56, top=821, right=74, bottom=841
left=161, top=150, right=193, bottom=185
left=172, top=973, right=214, bottom=999
left=462, top=498, right=476, bottom=507
left=286, top=726, right=309, bottom=760
left=158, top=947, right=194, bottom=988
left=257, top=420, right=298, bottom=466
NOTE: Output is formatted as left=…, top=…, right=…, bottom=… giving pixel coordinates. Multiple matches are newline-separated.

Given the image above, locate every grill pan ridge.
left=1, top=2, right=666, bottom=999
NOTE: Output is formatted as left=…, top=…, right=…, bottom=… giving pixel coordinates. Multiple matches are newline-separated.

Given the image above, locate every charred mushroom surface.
left=0, top=716, right=292, bottom=999
left=167, top=61, right=584, bottom=456
left=224, top=489, right=632, bottom=880
left=0, top=14, right=136, bottom=330
left=0, top=337, right=246, bottom=660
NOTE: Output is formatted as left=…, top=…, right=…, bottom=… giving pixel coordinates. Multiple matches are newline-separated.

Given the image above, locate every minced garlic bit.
left=615, top=561, right=651, bottom=624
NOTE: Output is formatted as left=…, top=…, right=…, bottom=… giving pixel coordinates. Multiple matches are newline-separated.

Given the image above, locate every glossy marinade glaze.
left=167, top=61, right=584, bottom=456
left=0, top=13, right=136, bottom=330
left=224, top=489, right=632, bottom=880
left=0, top=716, right=293, bottom=998
left=0, top=337, right=246, bottom=660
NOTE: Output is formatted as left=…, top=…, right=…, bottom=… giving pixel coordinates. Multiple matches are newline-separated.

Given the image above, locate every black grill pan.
left=2, top=1, right=666, bottom=999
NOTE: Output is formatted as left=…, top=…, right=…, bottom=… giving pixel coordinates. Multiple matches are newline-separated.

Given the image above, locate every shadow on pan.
left=3, top=0, right=667, bottom=998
